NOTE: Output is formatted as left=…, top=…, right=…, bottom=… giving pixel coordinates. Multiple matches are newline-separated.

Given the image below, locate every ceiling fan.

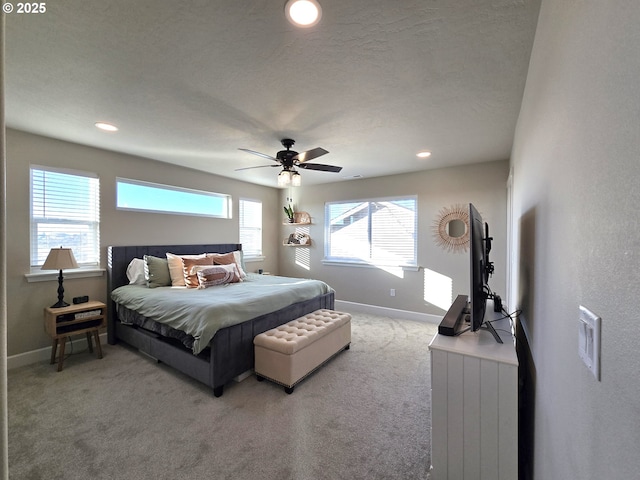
left=236, top=139, right=342, bottom=185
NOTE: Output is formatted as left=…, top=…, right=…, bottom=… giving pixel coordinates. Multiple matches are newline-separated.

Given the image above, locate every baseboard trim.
left=8, top=332, right=108, bottom=370
left=334, top=300, right=441, bottom=324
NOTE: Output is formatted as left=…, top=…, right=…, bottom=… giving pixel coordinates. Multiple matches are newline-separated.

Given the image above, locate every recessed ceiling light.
left=95, top=122, right=118, bottom=132
left=416, top=151, right=432, bottom=158
left=285, top=0, right=322, bottom=28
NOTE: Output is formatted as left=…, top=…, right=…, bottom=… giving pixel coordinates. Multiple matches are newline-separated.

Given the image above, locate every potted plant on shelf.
left=284, top=204, right=295, bottom=223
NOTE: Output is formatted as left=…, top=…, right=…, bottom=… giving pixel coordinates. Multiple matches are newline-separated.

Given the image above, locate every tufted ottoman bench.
left=254, top=309, right=351, bottom=394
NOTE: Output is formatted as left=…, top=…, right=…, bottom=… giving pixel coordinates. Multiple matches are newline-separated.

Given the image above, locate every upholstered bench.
left=254, top=309, right=351, bottom=394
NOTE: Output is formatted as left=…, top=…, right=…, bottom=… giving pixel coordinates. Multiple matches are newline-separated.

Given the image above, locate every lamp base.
left=51, top=269, right=69, bottom=308
left=50, top=300, right=70, bottom=308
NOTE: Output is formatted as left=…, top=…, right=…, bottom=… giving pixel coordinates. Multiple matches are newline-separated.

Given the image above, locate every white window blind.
left=239, top=199, right=262, bottom=257
left=30, top=166, right=100, bottom=267
left=325, top=196, right=417, bottom=266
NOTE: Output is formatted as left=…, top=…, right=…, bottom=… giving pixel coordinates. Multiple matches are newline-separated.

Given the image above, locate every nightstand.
left=44, top=300, right=106, bottom=371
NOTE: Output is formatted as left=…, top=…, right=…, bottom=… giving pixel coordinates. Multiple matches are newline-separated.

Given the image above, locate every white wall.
left=1, top=14, right=10, bottom=479
left=5, top=129, right=280, bottom=356
left=279, top=160, right=509, bottom=316
left=511, top=0, right=640, bottom=478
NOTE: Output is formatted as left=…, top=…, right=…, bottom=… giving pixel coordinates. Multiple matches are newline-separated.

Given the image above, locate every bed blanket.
left=111, top=273, right=334, bottom=354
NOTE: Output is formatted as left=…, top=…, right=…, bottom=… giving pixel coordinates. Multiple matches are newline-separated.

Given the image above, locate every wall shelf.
left=283, top=211, right=311, bottom=246
left=283, top=233, right=311, bottom=246
left=283, top=211, right=311, bottom=225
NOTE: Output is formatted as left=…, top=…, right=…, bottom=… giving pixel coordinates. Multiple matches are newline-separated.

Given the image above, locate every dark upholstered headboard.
left=106, top=244, right=242, bottom=343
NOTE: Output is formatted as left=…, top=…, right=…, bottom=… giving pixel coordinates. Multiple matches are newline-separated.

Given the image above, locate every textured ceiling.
left=5, top=0, right=540, bottom=187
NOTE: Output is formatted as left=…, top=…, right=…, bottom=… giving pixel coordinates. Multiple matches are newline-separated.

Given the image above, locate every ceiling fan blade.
left=298, top=163, right=343, bottom=173
left=293, top=147, right=329, bottom=163
left=235, top=164, right=281, bottom=171
left=238, top=148, right=279, bottom=162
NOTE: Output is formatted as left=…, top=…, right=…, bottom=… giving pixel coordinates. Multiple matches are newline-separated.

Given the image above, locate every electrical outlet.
left=390, top=289, right=396, bottom=297
left=578, top=305, right=601, bottom=380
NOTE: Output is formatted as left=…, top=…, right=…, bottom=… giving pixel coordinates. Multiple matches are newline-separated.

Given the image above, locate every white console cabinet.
left=428, top=302, right=518, bottom=480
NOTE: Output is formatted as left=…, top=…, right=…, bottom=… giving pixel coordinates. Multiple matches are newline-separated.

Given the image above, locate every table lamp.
left=41, top=247, right=79, bottom=308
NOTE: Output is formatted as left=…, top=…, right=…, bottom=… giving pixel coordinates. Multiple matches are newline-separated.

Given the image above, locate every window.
left=116, top=178, right=231, bottom=218
left=30, top=166, right=100, bottom=268
left=325, top=196, right=417, bottom=267
left=239, top=199, right=263, bottom=258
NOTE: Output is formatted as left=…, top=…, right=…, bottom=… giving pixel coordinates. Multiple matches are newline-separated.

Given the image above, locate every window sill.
left=243, top=256, right=266, bottom=263
left=322, top=260, right=419, bottom=272
left=25, top=268, right=105, bottom=283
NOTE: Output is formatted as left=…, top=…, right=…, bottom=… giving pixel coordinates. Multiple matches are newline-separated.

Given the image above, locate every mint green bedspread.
left=111, top=273, right=334, bottom=355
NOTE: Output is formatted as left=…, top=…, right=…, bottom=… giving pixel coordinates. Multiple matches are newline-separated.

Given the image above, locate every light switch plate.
left=578, top=305, right=601, bottom=380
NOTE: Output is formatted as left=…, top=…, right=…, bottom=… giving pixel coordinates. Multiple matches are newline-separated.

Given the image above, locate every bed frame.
left=107, top=244, right=334, bottom=397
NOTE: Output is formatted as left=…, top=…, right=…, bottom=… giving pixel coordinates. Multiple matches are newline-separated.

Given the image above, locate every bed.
left=107, top=244, right=335, bottom=397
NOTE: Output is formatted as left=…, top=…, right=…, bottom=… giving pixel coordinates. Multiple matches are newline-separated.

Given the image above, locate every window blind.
left=30, top=167, right=100, bottom=267
left=239, top=199, right=262, bottom=257
left=325, top=196, right=417, bottom=266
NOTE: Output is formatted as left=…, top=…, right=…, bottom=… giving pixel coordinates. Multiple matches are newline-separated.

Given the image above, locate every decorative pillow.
left=126, top=258, right=146, bottom=285
left=166, top=252, right=206, bottom=286
left=195, top=264, right=241, bottom=289
left=143, top=255, right=171, bottom=288
left=207, top=251, right=246, bottom=279
left=181, top=257, right=215, bottom=288
left=232, top=250, right=248, bottom=278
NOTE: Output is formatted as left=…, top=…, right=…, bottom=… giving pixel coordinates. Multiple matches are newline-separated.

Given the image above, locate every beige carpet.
left=8, top=312, right=437, bottom=480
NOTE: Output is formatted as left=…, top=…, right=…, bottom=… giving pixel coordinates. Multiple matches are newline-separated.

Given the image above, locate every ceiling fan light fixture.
left=238, top=138, right=339, bottom=184
left=278, top=169, right=292, bottom=187
left=285, top=0, right=322, bottom=28
left=291, top=170, right=302, bottom=187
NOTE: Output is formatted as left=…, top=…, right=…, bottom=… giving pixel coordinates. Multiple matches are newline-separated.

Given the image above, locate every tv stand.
left=481, top=319, right=503, bottom=344
left=428, top=300, right=518, bottom=479
left=438, top=294, right=503, bottom=343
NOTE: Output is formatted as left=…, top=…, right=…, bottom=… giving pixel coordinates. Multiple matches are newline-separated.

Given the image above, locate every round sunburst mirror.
left=432, top=204, right=470, bottom=253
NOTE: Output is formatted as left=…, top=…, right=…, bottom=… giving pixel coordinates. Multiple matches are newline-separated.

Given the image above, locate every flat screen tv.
left=468, top=203, right=502, bottom=343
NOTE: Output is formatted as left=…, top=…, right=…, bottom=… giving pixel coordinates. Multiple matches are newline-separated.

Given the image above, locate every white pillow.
left=126, top=258, right=146, bottom=285
left=166, top=252, right=206, bottom=286
left=232, top=251, right=247, bottom=279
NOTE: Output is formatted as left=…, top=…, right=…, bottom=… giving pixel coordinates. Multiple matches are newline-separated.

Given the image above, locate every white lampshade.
left=278, top=170, right=292, bottom=187
left=291, top=170, right=302, bottom=187
left=41, top=247, right=79, bottom=271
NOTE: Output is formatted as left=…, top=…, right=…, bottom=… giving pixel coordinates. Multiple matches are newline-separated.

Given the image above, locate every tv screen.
left=469, top=203, right=488, bottom=332
left=437, top=203, right=502, bottom=341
